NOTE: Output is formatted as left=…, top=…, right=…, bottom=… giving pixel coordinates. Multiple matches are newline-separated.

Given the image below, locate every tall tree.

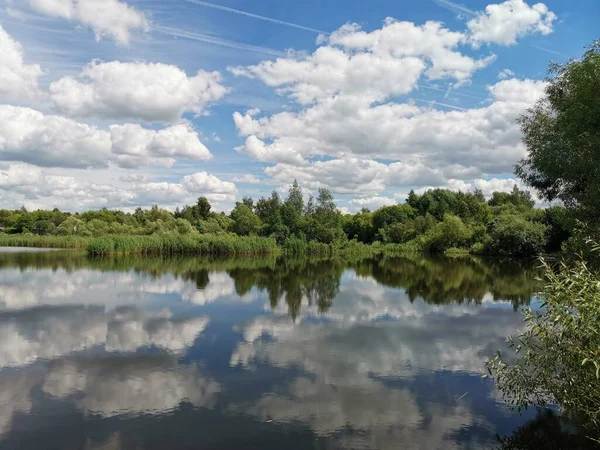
left=516, top=41, right=600, bottom=220
left=195, top=197, right=212, bottom=221
left=281, top=180, right=304, bottom=234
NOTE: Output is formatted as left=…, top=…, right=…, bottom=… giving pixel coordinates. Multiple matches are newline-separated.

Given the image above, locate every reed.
left=0, top=234, right=90, bottom=248
left=86, top=234, right=279, bottom=256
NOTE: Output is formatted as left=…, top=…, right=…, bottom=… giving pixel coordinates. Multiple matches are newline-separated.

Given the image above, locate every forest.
left=0, top=181, right=574, bottom=257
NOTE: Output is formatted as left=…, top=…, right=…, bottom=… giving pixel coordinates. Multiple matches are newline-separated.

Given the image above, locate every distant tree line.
left=0, top=180, right=574, bottom=257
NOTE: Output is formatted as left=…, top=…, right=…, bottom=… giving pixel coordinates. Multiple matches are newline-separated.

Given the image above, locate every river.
left=0, top=248, right=578, bottom=449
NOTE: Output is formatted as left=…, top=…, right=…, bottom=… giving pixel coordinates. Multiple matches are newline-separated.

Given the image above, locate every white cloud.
left=50, top=60, right=229, bottom=123
left=232, top=174, right=262, bottom=184
left=26, top=0, right=149, bottom=45
left=265, top=157, right=447, bottom=196
left=0, top=105, right=212, bottom=169
left=0, top=163, right=236, bottom=211
left=467, top=0, right=557, bottom=47
left=230, top=273, right=526, bottom=448
left=230, top=19, right=495, bottom=105
left=109, top=123, right=212, bottom=167
left=497, top=68, right=515, bottom=79
left=234, top=79, right=546, bottom=194
left=0, top=305, right=208, bottom=369
left=0, top=25, right=43, bottom=103
left=349, top=196, right=397, bottom=210
left=42, top=358, right=220, bottom=417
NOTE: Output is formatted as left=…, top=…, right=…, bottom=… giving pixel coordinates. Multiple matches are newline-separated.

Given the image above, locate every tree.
left=230, top=203, right=261, bottom=236
left=281, top=180, right=304, bottom=234
left=241, top=196, right=254, bottom=210
left=485, top=216, right=547, bottom=256
left=195, top=197, right=212, bottom=221
left=255, top=191, right=287, bottom=241
left=486, top=248, right=600, bottom=436
left=306, top=189, right=345, bottom=244
left=516, top=41, right=600, bottom=221
left=489, top=185, right=535, bottom=210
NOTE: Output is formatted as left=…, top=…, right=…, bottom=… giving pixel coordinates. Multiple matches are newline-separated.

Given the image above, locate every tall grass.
left=86, top=234, right=279, bottom=256
left=0, top=234, right=90, bottom=248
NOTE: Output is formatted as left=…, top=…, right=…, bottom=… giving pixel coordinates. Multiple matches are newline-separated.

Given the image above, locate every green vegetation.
left=86, top=234, right=278, bottom=256
left=0, top=234, right=90, bottom=248
left=0, top=182, right=574, bottom=257
left=516, top=41, right=600, bottom=226
left=0, top=250, right=540, bottom=319
left=486, top=249, right=600, bottom=437
left=488, top=42, right=600, bottom=440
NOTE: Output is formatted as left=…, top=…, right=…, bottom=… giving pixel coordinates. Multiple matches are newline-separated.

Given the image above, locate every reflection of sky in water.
left=0, top=250, right=542, bottom=449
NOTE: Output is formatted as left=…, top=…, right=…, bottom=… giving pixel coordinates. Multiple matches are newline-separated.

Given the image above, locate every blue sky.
left=0, top=0, right=597, bottom=212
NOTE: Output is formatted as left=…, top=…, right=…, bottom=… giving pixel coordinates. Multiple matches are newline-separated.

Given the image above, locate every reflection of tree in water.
left=354, top=256, right=540, bottom=310
left=496, top=409, right=598, bottom=449
left=0, top=251, right=540, bottom=314
left=228, top=256, right=343, bottom=320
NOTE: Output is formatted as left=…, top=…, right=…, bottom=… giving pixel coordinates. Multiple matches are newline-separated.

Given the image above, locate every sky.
left=0, top=0, right=597, bottom=213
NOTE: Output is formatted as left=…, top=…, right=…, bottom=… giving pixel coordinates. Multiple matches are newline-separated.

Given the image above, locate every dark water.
left=0, top=249, right=585, bottom=449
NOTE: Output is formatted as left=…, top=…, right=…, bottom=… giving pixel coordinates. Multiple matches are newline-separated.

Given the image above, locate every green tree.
left=485, top=216, right=547, bottom=256
left=241, top=196, right=254, bottom=210
left=281, top=180, right=304, bottom=235
left=230, top=203, right=261, bottom=236
left=516, top=42, right=600, bottom=221
left=307, top=189, right=345, bottom=244
left=489, top=185, right=535, bottom=210
left=195, top=197, right=212, bottom=221
left=256, top=191, right=287, bottom=241
left=486, top=249, right=600, bottom=435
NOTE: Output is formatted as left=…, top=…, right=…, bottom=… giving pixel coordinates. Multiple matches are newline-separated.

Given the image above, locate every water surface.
left=0, top=249, right=574, bottom=449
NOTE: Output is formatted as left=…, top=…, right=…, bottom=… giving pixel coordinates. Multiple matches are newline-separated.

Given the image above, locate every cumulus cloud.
left=0, top=25, right=43, bottom=103
left=50, top=60, right=228, bottom=123
left=230, top=273, right=525, bottom=448
left=43, top=357, right=220, bottom=417
left=0, top=163, right=236, bottom=211
left=349, top=196, right=397, bottom=210
left=26, top=0, right=149, bottom=45
left=232, top=174, right=262, bottom=184
left=234, top=79, right=546, bottom=195
left=467, top=0, right=557, bottom=47
left=230, top=19, right=495, bottom=105
left=0, top=106, right=212, bottom=169
left=0, top=305, right=209, bottom=369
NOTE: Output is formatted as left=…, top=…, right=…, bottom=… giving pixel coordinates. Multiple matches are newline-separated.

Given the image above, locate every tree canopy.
left=516, top=41, right=600, bottom=221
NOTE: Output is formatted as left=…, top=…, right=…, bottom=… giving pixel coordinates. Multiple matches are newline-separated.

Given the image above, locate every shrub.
left=485, top=216, right=547, bottom=256
left=486, top=249, right=600, bottom=435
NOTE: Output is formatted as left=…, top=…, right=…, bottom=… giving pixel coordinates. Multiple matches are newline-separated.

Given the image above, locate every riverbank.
left=0, top=233, right=545, bottom=258
left=0, top=234, right=384, bottom=257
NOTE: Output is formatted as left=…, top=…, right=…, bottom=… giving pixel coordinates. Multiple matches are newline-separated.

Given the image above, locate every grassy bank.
left=0, top=234, right=90, bottom=248
left=86, top=234, right=279, bottom=256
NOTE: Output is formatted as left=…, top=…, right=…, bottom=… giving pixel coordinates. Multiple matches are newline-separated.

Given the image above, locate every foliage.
left=486, top=247, right=600, bottom=435
left=0, top=180, right=572, bottom=257
left=86, top=234, right=279, bottom=256
left=230, top=203, right=261, bottom=236
left=484, top=216, right=547, bottom=256
left=516, top=41, right=600, bottom=221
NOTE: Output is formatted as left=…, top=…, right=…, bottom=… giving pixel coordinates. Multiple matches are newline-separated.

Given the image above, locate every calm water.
left=0, top=248, right=581, bottom=449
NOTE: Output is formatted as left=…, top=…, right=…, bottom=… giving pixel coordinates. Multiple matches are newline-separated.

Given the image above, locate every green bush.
left=486, top=249, right=600, bottom=434
left=484, top=216, right=547, bottom=256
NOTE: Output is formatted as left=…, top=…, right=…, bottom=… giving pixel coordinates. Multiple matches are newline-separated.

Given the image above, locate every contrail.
left=431, top=0, right=476, bottom=16
left=156, top=26, right=288, bottom=57
left=185, top=0, right=328, bottom=34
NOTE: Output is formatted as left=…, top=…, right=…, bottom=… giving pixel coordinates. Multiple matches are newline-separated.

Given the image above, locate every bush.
left=486, top=248, right=600, bottom=434
left=485, top=216, right=547, bottom=256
